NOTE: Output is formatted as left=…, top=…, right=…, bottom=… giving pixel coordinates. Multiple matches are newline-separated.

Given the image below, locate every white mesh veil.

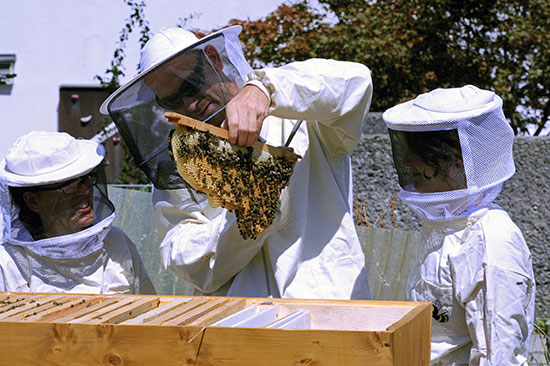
left=100, top=26, right=252, bottom=190
left=0, top=182, right=115, bottom=260
left=383, top=85, right=515, bottom=221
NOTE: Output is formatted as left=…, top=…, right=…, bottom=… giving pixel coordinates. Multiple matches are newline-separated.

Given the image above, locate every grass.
left=353, top=196, right=398, bottom=229
left=530, top=317, right=550, bottom=365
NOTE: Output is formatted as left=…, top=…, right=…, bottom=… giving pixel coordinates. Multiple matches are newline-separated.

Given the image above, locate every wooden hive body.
left=0, top=292, right=431, bottom=365
left=166, top=112, right=301, bottom=240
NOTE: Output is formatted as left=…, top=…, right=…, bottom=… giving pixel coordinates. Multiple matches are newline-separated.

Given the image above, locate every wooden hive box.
left=0, top=292, right=431, bottom=365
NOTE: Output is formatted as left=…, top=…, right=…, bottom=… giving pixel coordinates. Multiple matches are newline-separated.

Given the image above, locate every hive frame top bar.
left=165, top=112, right=302, bottom=162
left=0, top=291, right=429, bottom=331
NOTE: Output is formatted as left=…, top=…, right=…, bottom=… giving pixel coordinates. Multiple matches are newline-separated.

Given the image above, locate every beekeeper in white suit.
left=100, top=26, right=373, bottom=299
left=0, top=131, right=155, bottom=294
left=383, top=85, right=535, bottom=365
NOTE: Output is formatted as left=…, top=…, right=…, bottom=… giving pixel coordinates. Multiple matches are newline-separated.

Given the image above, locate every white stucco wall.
left=0, top=0, right=285, bottom=158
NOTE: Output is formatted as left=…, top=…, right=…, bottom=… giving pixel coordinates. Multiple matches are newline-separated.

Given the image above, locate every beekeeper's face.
left=147, top=46, right=238, bottom=124
left=23, top=173, right=97, bottom=237
left=389, top=129, right=468, bottom=194
left=402, top=151, right=445, bottom=193
left=402, top=149, right=466, bottom=193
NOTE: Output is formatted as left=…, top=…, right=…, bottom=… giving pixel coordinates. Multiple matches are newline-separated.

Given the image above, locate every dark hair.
left=8, top=186, right=44, bottom=236
left=404, top=129, right=465, bottom=180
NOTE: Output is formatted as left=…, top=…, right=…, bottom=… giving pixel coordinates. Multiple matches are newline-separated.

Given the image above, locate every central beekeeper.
left=100, top=26, right=373, bottom=299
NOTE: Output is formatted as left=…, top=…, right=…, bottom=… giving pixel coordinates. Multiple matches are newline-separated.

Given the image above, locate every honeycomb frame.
left=165, top=112, right=301, bottom=240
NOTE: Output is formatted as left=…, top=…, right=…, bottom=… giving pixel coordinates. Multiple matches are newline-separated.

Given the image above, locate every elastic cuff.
left=244, top=79, right=272, bottom=105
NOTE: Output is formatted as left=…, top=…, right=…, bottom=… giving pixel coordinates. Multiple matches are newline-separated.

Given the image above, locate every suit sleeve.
left=248, top=58, right=373, bottom=157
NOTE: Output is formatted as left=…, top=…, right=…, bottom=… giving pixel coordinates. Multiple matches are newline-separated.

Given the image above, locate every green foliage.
left=532, top=317, right=550, bottom=365
left=96, top=0, right=150, bottom=93
left=228, top=0, right=550, bottom=135
left=97, top=0, right=151, bottom=184
left=116, top=138, right=149, bottom=185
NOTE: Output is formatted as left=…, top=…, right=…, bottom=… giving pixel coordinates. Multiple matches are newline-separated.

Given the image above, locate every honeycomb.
left=165, top=112, right=301, bottom=240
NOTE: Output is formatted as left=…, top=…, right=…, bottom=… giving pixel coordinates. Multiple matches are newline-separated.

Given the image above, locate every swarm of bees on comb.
left=165, top=112, right=301, bottom=240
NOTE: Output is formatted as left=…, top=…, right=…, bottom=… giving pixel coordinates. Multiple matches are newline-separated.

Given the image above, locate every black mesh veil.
left=109, top=98, right=185, bottom=189
left=388, top=128, right=467, bottom=193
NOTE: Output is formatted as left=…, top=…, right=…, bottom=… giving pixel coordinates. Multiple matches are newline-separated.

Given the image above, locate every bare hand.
left=222, top=84, right=270, bottom=146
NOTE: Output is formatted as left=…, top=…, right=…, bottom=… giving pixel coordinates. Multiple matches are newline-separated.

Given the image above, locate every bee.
left=431, top=300, right=449, bottom=323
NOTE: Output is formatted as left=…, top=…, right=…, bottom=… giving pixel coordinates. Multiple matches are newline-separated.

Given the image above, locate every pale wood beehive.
left=0, top=291, right=431, bottom=365
left=165, top=112, right=301, bottom=240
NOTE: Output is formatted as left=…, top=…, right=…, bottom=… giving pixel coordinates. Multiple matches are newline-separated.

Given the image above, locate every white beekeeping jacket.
left=154, top=58, right=373, bottom=299
left=408, top=205, right=535, bottom=365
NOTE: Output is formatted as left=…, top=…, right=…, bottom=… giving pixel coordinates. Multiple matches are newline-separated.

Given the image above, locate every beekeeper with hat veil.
left=101, top=26, right=373, bottom=300
left=384, top=85, right=535, bottom=365
left=0, top=131, right=155, bottom=294
left=100, top=26, right=252, bottom=189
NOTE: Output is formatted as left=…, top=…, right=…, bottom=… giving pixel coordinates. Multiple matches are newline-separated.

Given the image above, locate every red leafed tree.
left=220, top=0, right=550, bottom=135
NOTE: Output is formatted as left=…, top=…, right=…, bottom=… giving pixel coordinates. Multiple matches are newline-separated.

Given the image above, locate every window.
left=0, top=54, right=16, bottom=85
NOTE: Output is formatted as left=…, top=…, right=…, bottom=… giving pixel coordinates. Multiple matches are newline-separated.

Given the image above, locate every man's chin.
left=77, top=216, right=95, bottom=231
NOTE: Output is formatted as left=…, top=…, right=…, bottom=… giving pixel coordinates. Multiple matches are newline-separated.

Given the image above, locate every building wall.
left=57, top=85, right=124, bottom=182
left=353, top=114, right=550, bottom=316
left=0, top=0, right=285, bottom=159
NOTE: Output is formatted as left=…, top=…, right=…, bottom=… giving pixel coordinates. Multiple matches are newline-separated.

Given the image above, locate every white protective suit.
left=154, top=58, right=373, bottom=298
left=409, top=205, right=535, bottom=365
left=384, top=85, right=535, bottom=365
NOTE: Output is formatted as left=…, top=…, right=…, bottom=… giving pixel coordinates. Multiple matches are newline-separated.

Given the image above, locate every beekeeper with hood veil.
left=383, top=85, right=535, bottom=365
left=0, top=131, right=155, bottom=294
left=100, top=26, right=373, bottom=299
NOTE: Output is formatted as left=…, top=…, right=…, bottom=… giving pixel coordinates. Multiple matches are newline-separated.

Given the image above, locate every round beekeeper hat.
left=383, top=84, right=507, bottom=131
left=99, top=25, right=246, bottom=115
left=0, top=131, right=105, bottom=187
